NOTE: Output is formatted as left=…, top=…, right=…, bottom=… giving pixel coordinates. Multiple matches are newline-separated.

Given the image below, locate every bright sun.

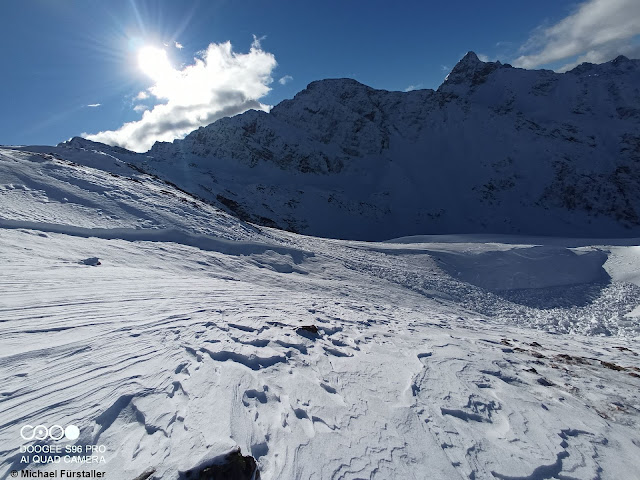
left=138, top=46, right=173, bottom=81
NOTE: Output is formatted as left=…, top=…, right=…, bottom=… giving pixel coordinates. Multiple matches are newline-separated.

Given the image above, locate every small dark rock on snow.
left=80, top=257, right=101, bottom=266
left=296, top=325, right=319, bottom=336
left=131, top=468, right=155, bottom=480
left=181, top=448, right=260, bottom=480
left=537, top=378, right=554, bottom=387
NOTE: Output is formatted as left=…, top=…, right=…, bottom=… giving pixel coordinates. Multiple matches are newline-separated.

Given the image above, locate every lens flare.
left=138, top=46, right=173, bottom=81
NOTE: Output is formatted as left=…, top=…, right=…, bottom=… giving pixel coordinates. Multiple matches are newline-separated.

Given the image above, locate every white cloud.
left=404, top=84, right=422, bottom=92
left=135, top=91, right=149, bottom=100
left=278, top=75, right=293, bottom=85
left=175, top=41, right=184, bottom=49
left=87, top=103, right=101, bottom=107
left=86, top=39, right=277, bottom=152
left=133, top=104, right=149, bottom=113
left=252, top=35, right=267, bottom=48
left=477, top=53, right=490, bottom=62
left=513, top=0, right=640, bottom=71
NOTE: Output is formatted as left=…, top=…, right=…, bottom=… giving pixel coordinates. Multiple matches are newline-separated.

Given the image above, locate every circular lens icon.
left=34, top=425, right=48, bottom=440
left=64, top=425, right=80, bottom=441
left=49, top=425, right=65, bottom=440
left=20, top=425, right=35, bottom=440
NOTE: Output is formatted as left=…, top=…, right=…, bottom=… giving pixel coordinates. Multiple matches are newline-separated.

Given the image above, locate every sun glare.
left=138, top=46, right=173, bottom=81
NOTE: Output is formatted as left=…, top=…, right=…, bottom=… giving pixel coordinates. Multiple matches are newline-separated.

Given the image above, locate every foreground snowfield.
left=1, top=147, right=639, bottom=479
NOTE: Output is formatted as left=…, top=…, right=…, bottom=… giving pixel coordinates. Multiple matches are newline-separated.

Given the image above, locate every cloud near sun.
left=85, top=38, right=276, bottom=152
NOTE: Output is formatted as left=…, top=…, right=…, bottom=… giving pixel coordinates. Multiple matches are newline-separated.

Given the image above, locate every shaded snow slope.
left=1, top=147, right=640, bottom=479
left=432, top=245, right=611, bottom=291
left=50, top=53, right=640, bottom=240
left=0, top=148, right=260, bottom=241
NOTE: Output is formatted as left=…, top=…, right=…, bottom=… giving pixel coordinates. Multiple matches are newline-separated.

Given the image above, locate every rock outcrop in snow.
left=64, top=52, right=640, bottom=240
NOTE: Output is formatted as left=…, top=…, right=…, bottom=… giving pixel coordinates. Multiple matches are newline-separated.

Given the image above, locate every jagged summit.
left=458, top=51, right=483, bottom=65
left=440, top=51, right=506, bottom=89
left=567, top=54, right=639, bottom=76
left=612, top=55, right=630, bottom=64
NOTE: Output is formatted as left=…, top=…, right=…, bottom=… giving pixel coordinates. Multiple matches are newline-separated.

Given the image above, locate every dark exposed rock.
left=180, top=448, right=260, bottom=480
left=216, top=194, right=279, bottom=228
left=537, top=378, right=554, bottom=387
left=601, top=361, right=625, bottom=371
left=439, top=51, right=503, bottom=88
left=81, top=257, right=101, bottom=266
left=132, top=468, right=155, bottom=480
left=613, top=346, right=637, bottom=355
left=296, top=325, right=319, bottom=337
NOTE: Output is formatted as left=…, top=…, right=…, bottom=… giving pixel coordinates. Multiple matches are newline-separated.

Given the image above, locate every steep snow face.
left=61, top=53, right=640, bottom=240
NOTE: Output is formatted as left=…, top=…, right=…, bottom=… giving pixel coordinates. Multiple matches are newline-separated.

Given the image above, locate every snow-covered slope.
left=51, top=52, right=640, bottom=240
left=0, top=147, right=260, bottom=240
left=1, top=147, right=640, bottom=479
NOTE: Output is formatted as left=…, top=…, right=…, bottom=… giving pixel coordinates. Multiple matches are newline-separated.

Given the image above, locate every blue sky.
left=1, top=0, right=639, bottom=150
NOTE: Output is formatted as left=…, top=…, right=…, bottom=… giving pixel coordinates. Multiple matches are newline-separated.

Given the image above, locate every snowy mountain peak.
left=274, top=78, right=376, bottom=111
left=568, top=55, right=640, bottom=76
left=441, top=51, right=505, bottom=88
left=459, top=51, right=482, bottom=65
left=607, top=54, right=640, bottom=72
left=59, top=136, right=133, bottom=155
left=59, top=136, right=103, bottom=149
left=304, top=77, right=370, bottom=93
left=612, top=54, right=630, bottom=65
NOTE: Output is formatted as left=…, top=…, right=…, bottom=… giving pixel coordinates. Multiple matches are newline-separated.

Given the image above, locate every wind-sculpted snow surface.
left=54, top=53, right=640, bottom=240
left=1, top=147, right=640, bottom=479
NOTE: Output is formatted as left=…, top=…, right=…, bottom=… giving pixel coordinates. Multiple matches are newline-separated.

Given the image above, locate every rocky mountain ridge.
left=60, top=52, right=640, bottom=240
